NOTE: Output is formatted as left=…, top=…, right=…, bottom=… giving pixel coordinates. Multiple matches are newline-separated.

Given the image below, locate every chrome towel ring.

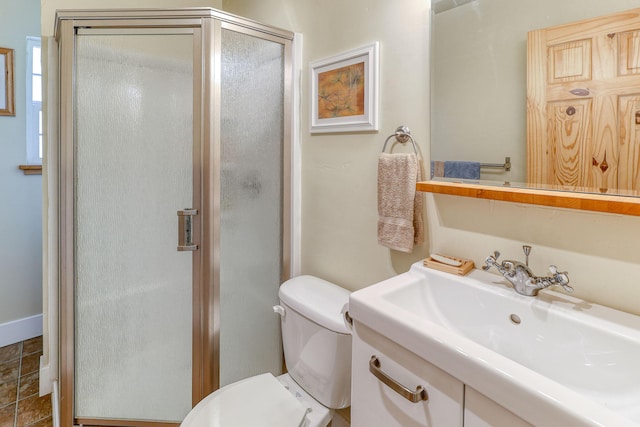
left=381, top=125, right=418, bottom=155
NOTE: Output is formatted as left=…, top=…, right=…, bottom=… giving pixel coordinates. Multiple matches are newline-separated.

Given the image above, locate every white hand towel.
left=377, top=153, right=424, bottom=252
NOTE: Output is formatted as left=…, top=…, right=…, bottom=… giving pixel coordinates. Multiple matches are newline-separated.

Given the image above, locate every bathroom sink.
left=349, top=262, right=640, bottom=426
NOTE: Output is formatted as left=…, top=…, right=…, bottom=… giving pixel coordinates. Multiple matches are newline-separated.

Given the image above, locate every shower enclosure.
left=55, top=9, right=293, bottom=427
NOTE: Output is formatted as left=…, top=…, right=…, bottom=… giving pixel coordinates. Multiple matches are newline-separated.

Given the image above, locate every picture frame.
left=310, top=42, right=379, bottom=133
left=0, top=47, right=15, bottom=116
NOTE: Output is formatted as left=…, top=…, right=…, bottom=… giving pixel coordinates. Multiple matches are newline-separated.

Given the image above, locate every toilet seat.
left=181, top=373, right=309, bottom=427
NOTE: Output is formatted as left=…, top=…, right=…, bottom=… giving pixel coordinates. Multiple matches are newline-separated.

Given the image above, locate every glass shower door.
left=218, top=26, right=288, bottom=387
left=73, top=30, right=195, bottom=423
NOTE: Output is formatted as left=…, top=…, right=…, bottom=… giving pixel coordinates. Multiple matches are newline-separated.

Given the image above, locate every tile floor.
left=0, top=337, right=52, bottom=427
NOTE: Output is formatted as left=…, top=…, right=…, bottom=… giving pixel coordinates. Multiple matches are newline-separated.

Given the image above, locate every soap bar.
left=430, top=253, right=462, bottom=267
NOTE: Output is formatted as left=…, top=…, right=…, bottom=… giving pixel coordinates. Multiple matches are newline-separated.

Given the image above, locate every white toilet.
left=181, top=275, right=352, bottom=427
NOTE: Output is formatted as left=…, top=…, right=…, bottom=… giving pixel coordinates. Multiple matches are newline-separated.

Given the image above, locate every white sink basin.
left=349, top=262, right=640, bottom=426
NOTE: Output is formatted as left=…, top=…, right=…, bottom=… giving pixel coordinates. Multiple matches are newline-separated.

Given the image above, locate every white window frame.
left=26, top=36, right=42, bottom=165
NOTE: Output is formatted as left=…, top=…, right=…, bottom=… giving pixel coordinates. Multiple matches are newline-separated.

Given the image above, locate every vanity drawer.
left=351, top=322, right=464, bottom=427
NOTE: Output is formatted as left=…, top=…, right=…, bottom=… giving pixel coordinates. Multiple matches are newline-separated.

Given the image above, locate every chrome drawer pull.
left=369, top=355, right=429, bottom=403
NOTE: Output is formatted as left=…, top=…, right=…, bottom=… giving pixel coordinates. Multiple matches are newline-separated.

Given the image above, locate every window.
left=26, top=37, right=42, bottom=165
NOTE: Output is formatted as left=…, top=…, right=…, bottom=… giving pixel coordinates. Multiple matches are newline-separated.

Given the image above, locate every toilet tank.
left=278, top=275, right=352, bottom=409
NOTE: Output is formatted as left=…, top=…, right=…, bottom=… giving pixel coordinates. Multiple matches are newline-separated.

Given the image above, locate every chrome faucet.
left=482, top=246, right=573, bottom=296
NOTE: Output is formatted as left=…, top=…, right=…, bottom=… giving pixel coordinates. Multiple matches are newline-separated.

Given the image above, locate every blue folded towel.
left=443, top=161, right=480, bottom=179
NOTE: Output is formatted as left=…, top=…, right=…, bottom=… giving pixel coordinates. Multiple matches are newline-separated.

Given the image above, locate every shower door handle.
left=177, top=209, right=198, bottom=251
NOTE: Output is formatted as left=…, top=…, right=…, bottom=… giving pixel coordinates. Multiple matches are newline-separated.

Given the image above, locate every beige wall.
left=223, top=0, right=432, bottom=289
left=224, top=1, right=640, bottom=317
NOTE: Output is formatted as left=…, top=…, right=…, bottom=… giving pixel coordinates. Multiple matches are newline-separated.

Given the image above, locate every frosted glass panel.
left=74, top=34, right=193, bottom=422
left=219, top=29, right=285, bottom=386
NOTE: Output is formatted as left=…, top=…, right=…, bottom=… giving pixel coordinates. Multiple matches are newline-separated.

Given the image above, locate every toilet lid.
left=181, top=373, right=309, bottom=427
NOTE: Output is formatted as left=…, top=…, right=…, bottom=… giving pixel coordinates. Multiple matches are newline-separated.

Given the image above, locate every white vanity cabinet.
left=351, top=322, right=464, bottom=427
left=348, top=261, right=640, bottom=427
left=351, top=321, right=532, bottom=427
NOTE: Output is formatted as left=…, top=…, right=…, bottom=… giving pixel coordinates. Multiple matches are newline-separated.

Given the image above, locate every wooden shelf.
left=417, top=180, right=640, bottom=216
left=18, top=165, right=42, bottom=175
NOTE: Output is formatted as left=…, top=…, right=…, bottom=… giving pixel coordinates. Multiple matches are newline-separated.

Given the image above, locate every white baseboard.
left=0, top=314, right=43, bottom=347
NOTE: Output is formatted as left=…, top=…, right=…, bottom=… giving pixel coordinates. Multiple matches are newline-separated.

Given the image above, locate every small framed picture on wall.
left=0, top=47, right=15, bottom=116
left=310, top=42, right=379, bottom=133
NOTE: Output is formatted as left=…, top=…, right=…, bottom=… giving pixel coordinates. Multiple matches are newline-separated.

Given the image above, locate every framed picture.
left=0, top=47, right=15, bottom=116
left=310, top=42, right=379, bottom=133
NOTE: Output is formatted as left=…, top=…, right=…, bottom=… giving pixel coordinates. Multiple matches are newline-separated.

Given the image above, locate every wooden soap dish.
left=424, top=254, right=475, bottom=276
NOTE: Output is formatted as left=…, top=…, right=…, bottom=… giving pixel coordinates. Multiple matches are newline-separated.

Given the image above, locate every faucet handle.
left=549, top=265, right=573, bottom=293
left=482, top=250, right=501, bottom=270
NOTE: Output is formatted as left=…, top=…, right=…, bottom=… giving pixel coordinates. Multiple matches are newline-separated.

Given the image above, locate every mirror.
left=430, top=0, right=640, bottom=201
